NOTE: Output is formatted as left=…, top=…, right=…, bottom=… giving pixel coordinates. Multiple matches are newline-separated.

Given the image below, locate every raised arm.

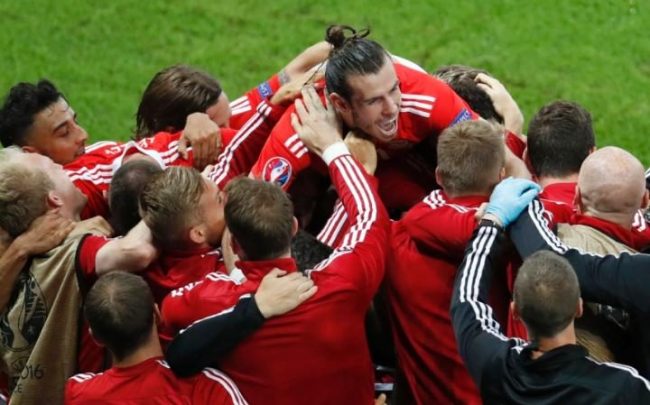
left=293, top=86, right=389, bottom=297
left=450, top=224, right=514, bottom=386
left=510, top=198, right=650, bottom=314
left=0, top=211, right=74, bottom=311
left=94, top=220, right=157, bottom=276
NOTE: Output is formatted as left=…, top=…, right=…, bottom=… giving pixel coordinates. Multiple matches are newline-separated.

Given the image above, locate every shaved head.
left=578, top=146, right=646, bottom=222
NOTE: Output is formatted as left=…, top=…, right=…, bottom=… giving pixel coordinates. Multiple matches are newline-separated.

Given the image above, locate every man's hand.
left=180, top=113, right=222, bottom=170
left=344, top=131, right=377, bottom=175
left=291, top=86, right=343, bottom=157
left=484, top=177, right=541, bottom=227
left=15, top=210, right=75, bottom=255
left=475, top=73, right=524, bottom=135
left=255, top=268, right=317, bottom=318
left=271, top=67, right=325, bottom=106
left=70, top=216, right=114, bottom=238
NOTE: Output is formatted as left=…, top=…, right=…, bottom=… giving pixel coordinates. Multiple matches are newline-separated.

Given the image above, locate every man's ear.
left=522, top=148, right=536, bottom=180
left=328, top=92, right=351, bottom=114
left=576, top=297, right=584, bottom=319
left=87, top=327, right=105, bottom=348
left=641, top=189, right=649, bottom=210
left=153, top=303, right=162, bottom=327
left=574, top=186, right=584, bottom=213
left=21, top=145, right=38, bottom=154
left=230, top=234, right=244, bottom=258
left=510, top=301, right=520, bottom=320
left=188, top=224, right=206, bottom=245
left=435, top=167, right=444, bottom=190
left=499, top=166, right=507, bottom=181
left=47, top=191, right=64, bottom=209
left=291, top=217, right=299, bottom=237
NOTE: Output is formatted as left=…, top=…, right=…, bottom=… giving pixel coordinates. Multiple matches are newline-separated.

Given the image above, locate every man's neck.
left=537, top=174, right=579, bottom=189
left=581, top=209, right=635, bottom=230
left=113, top=333, right=163, bottom=368
left=530, top=324, right=577, bottom=360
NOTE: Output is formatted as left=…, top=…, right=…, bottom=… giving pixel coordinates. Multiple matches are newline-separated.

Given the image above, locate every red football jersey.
left=387, top=190, right=485, bottom=404
left=228, top=74, right=281, bottom=130
left=65, top=357, right=247, bottom=404
left=162, top=151, right=389, bottom=404
left=249, top=59, right=478, bottom=190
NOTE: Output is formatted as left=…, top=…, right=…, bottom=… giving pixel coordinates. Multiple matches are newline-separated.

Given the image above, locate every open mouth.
left=377, top=118, right=398, bottom=137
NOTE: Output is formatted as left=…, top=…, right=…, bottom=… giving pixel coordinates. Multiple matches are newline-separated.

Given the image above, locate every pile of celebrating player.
left=0, top=25, right=649, bottom=404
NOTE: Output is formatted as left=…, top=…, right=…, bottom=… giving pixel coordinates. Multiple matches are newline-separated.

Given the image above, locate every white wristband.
left=322, top=142, right=350, bottom=165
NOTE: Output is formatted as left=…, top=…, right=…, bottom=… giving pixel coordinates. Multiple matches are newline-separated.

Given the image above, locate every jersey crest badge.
left=262, top=157, right=292, bottom=187
left=451, top=108, right=472, bottom=126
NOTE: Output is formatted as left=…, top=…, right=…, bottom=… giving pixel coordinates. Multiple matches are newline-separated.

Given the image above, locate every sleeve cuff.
left=322, top=142, right=350, bottom=166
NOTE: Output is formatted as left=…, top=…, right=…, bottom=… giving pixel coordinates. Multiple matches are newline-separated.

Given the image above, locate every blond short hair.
left=436, top=120, right=505, bottom=196
left=0, top=148, right=53, bottom=237
left=139, top=167, right=204, bottom=249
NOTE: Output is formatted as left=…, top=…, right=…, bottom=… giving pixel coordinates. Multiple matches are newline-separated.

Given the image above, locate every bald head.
left=578, top=146, right=647, bottom=223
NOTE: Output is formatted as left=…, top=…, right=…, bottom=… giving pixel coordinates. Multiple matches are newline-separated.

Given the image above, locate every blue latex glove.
left=485, top=177, right=541, bottom=227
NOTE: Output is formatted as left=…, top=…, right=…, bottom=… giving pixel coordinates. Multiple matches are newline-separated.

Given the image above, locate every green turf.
left=1, top=0, right=649, bottom=163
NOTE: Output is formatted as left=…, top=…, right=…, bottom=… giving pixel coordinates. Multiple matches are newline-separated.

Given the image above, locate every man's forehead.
left=35, top=98, right=73, bottom=127
left=348, top=65, right=398, bottom=100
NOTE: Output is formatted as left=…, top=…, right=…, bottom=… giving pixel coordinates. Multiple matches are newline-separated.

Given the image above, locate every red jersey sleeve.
left=161, top=273, right=252, bottom=336
left=76, top=235, right=111, bottom=282
left=400, top=191, right=478, bottom=258
left=505, top=130, right=527, bottom=159
left=206, top=101, right=287, bottom=189
left=309, top=150, right=390, bottom=301
left=248, top=102, right=317, bottom=191
left=396, top=63, right=479, bottom=141
left=194, top=368, right=247, bottom=404
left=229, top=74, right=282, bottom=130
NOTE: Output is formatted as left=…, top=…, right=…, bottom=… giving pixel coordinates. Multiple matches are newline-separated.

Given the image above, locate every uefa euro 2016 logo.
left=262, top=157, right=292, bottom=188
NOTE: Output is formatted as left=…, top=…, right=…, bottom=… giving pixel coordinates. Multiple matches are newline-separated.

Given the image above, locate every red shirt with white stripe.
left=162, top=147, right=389, bottom=404
left=386, top=190, right=484, bottom=404
left=66, top=101, right=283, bottom=221
left=249, top=60, right=478, bottom=191
left=228, top=74, right=282, bottom=130
left=65, top=357, right=247, bottom=404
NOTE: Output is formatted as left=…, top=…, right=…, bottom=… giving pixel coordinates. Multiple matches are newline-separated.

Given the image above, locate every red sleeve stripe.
left=284, top=134, right=309, bottom=158
left=230, top=97, right=251, bottom=110
left=68, top=372, right=98, bottom=383
left=312, top=155, right=377, bottom=271
left=423, top=189, right=445, bottom=210
left=208, top=102, right=272, bottom=186
left=202, top=368, right=249, bottom=404
left=316, top=199, right=348, bottom=248
left=84, top=141, right=119, bottom=153
left=401, top=93, right=436, bottom=103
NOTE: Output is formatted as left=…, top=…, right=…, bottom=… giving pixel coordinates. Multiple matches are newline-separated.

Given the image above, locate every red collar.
left=539, top=182, right=576, bottom=206
left=236, top=257, right=299, bottom=281
left=569, top=213, right=636, bottom=248
left=109, top=356, right=165, bottom=377
left=441, top=191, right=489, bottom=207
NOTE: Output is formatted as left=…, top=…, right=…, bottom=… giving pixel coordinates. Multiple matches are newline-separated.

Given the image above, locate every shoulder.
left=65, top=372, right=103, bottom=401
left=193, top=367, right=248, bottom=404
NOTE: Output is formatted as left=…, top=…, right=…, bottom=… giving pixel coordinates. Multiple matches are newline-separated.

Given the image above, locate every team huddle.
left=1, top=24, right=650, bottom=404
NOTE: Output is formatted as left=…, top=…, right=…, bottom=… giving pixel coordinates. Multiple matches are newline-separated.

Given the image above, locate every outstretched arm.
left=166, top=269, right=317, bottom=377
left=510, top=199, right=650, bottom=314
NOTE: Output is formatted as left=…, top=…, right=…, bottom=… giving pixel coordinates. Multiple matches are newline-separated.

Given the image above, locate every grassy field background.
left=1, top=0, right=649, bottom=163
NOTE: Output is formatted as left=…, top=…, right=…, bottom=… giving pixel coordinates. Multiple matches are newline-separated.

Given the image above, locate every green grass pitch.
left=1, top=0, right=649, bottom=164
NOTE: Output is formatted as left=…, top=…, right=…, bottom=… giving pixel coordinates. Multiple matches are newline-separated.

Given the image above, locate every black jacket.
left=451, top=222, right=650, bottom=404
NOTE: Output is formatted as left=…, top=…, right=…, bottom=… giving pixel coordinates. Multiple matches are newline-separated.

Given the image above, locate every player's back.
left=65, top=358, right=245, bottom=404
left=217, top=262, right=375, bottom=405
